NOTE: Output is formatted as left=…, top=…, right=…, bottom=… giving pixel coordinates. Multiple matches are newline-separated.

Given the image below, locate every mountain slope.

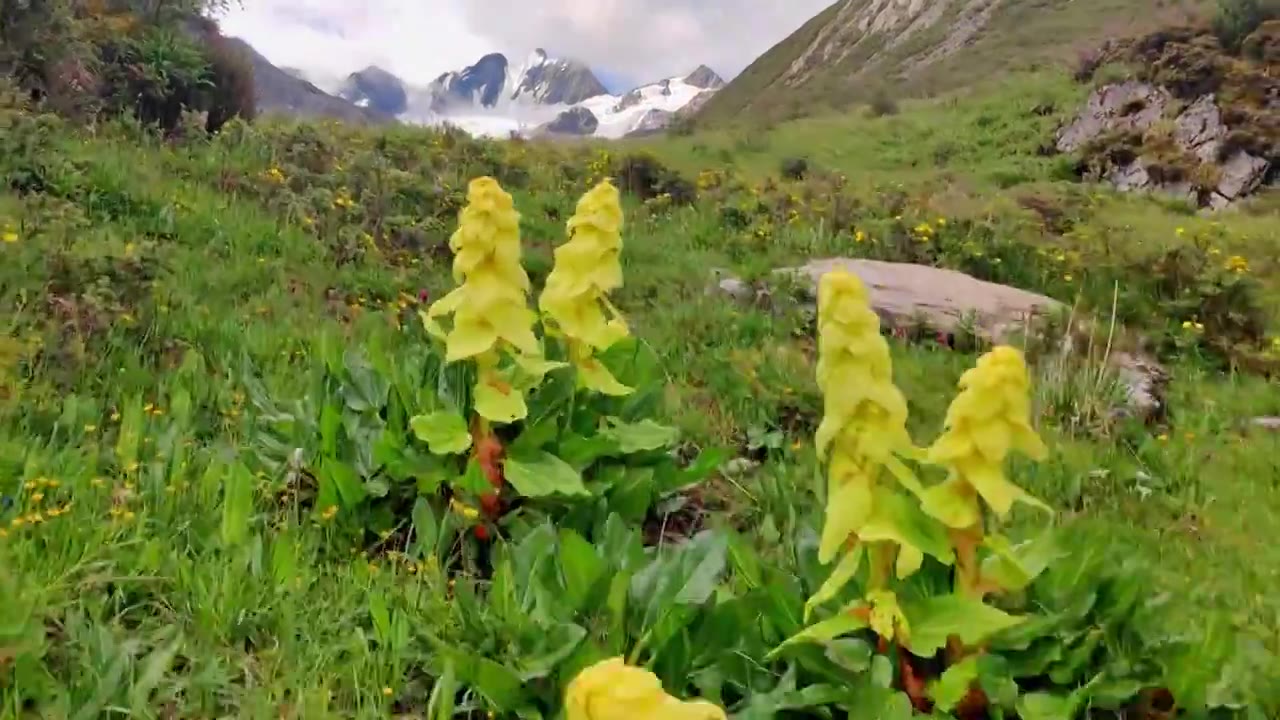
left=697, top=0, right=1212, bottom=125
left=223, top=39, right=392, bottom=124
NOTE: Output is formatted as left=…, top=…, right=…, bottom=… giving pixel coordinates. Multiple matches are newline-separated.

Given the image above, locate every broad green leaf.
left=557, top=432, right=621, bottom=470
left=411, top=498, right=439, bottom=558
left=320, top=458, right=365, bottom=507
left=369, top=593, right=392, bottom=644
left=929, top=656, right=980, bottom=713
left=558, top=528, right=606, bottom=611
left=769, top=606, right=870, bottom=658
left=604, top=465, right=655, bottom=523
left=977, top=653, right=1020, bottom=710
left=600, top=418, right=679, bottom=453
left=980, top=531, right=1064, bottom=592
left=1016, top=691, right=1077, bottom=720
left=577, top=357, right=633, bottom=396
left=503, top=450, right=589, bottom=497
left=474, top=378, right=527, bottom=423
left=517, top=622, right=587, bottom=681
left=425, top=661, right=456, bottom=720
left=128, top=628, right=182, bottom=714
left=410, top=411, right=472, bottom=455
left=806, top=544, right=865, bottom=620
left=903, top=594, right=1025, bottom=657
left=271, top=534, right=298, bottom=586
left=825, top=638, right=874, bottom=673
left=465, top=656, right=526, bottom=710
left=454, top=458, right=494, bottom=496
left=220, top=462, right=254, bottom=547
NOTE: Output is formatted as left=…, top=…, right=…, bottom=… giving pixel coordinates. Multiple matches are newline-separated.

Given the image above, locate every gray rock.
left=1056, top=81, right=1172, bottom=153
left=539, top=106, right=599, bottom=135
left=339, top=66, right=409, bottom=116
left=713, top=258, right=1170, bottom=423
left=684, top=65, right=726, bottom=89
left=1252, top=417, right=1280, bottom=431
left=1174, top=95, right=1225, bottom=163
left=1110, top=352, right=1170, bottom=422
left=1216, top=150, right=1271, bottom=201
left=774, top=258, right=1064, bottom=344
left=613, top=89, right=645, bottom=112
left=625, top=108, right=675, bottom=137
left=1106, top=161, right=1152, bottom=192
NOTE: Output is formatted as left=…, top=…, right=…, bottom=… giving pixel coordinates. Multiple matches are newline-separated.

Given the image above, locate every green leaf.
left=859, top=488, right=954, bottom=569
left=425, top=660, right=456, bottom=720
left=469, top=657, right=526, bottom=710
left=1016, top=692, right=1077, bottom=720
left=977, top=654, right=1020, bottom=710
left=980, top=531, right=1065, bottom=592
left=115, top=395, right=144, bottom=471
left=604, top=465, right=656, bottom=523
left=319, top=458, right=365, bottom=507
left=929, top=657, right=980, bottom=713
left=503, top=449, right=589, bottom=497
left=558, top=432, right=620, bottom=470
left=769, top=606, right=870, bottom=659
left=410, top=411, right=472, bottom=455
left=517, top=622, right=587, bottom=681
left=411, top=498, right=439, bottom=558
left=825, top=638, right=874, bottom=673
left=600, top=418, right=679, bottom=453
left=454, top=458, right=494, bottom=496
left=903, top=595, right=1025, bottom=657
left=220, top=462, right=254, bottom=547
left=806, top=545, right=864, bottom=620
left=558, top=528, right=606, bottom=612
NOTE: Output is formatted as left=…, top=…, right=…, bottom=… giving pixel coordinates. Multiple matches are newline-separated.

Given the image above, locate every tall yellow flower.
left=922, top=346, right=1050, bottom=530
left=565, top=657, right=726, bottom=720
left=813, top=270, right=948, bottom=593
left=425, top=177, right=537, bottom=361
left=423, top=177, right=539, bottom=422
left=539, top=180, right=631, bottom=395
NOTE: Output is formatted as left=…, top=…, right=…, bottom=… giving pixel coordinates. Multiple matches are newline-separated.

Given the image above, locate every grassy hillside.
left=696, top=0, right=1213, bottom=125
left=2, top=62, right=1280, bottom=718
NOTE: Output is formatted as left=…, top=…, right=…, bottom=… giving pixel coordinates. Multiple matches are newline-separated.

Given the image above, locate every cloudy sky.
left=215, top=0, right=834, bottom=91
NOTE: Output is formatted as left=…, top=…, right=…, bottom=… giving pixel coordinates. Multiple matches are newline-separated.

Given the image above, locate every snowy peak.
left=423, top=50, right=606, bottom=112
left=427, top=53, right=510, bottom=111
left=509, top=49, right=608, bottom=106
left=339, top=65, right=408, bottom=116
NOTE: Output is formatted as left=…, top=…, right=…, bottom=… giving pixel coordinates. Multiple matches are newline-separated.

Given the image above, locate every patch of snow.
left=577, top=76, right=704, bottom=138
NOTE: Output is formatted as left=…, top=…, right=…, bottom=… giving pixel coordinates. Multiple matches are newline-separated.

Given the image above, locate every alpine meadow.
left=1, top=0, right=1279, bottom=718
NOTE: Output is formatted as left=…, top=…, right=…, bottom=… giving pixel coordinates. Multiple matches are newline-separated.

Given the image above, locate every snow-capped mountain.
left=396, top=50, right=723, bottom=139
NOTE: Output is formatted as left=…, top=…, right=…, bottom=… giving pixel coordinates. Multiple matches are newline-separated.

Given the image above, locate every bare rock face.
left=1056, top=81, right=1172, bottom=153
left=537, top=106, right=600, bottom=136
left=1058, top=82, right=1271, bottom=208
left=712, top=259, right=1171, bottom=423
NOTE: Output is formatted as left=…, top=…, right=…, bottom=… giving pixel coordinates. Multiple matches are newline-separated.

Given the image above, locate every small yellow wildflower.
left=84, top=424, right=97, bottom=432
left=1063, top=274, right=1073, bottom=282
left=1225, top=255, right=1249, bottom=273
left=1157, top=433, right=1169, bottom=442
left=450, top=498, right=480, bottom=521
left=1, top=231, right=17, bottom=244
left=1175, top=227, right=1186, bottom=237
left=30, top=492, right=44, bottom=503
left=381, top=687, right=393, bottom=697
left=565, top=657, right=726, bottom=720
left=923, top=346, right=1049, bottom=529
left=855, top=230, right=867, bottom=243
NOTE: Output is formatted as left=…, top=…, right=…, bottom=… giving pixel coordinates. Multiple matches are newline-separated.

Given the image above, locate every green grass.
left=2, top=70, right=1280, bottom=716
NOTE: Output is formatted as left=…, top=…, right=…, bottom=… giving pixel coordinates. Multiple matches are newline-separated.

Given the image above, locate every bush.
left=1213, top=0, right=1280, bottom=51
left=97, top=28, right=213, bottom=132
left=867, top=88, right=900, bottom=118
left=779, top=156, right=809, bottom=180
left=202, top=32, right=256, bottom=132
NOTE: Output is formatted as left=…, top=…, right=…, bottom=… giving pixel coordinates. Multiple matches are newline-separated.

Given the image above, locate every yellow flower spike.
left=565, top=657, right=726, bottom=720
left=810, top=270, right=948, bottom=597
left=424, top=177, right=538, bottom=364
left=540, top=180, right=633, bottom=396
left=923, top=346, right=1050, bottom=528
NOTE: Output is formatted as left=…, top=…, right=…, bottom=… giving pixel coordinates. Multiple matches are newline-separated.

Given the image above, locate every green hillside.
left=696, top=0, right=1213, bottom=125
left=2, top=1, right=1279, bottom=717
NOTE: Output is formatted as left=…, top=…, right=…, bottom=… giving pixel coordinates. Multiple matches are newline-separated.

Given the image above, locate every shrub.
left=202, top=32, right=256, bottom=132
left=97, top=28, right=213, bottom=132
left=779, top=156, right=809, bottom=180
left=1213, top=0, right=1280, bottom=51
left=867, top=88, right=900, bottom=118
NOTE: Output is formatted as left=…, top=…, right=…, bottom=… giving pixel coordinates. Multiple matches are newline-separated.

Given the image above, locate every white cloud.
left=214, top=0, right=493, bottom=88
left=214, top=0, right=835, bottom=89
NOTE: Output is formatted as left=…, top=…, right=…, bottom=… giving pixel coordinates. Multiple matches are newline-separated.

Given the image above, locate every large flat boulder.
left=774, top=258, right=1063, bottom=344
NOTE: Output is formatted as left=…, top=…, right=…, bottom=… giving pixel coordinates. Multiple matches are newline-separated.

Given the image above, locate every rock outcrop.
left=712, top=258, right=1170, bottom=423
left=339, top=66, right=409, bottom=116
left=537, top=106, right=599, bottom=136
left=1057, top=82, right=1271, bottom=208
